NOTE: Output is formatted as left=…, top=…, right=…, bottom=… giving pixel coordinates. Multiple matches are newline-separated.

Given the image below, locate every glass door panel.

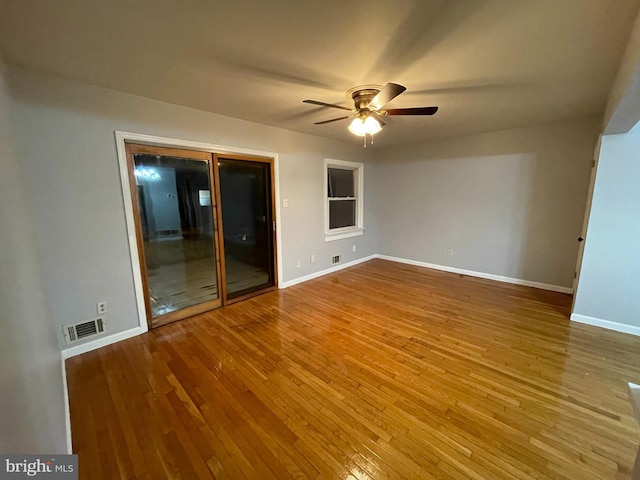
left=218, top=157, right=276, bottom=300
left=128, top=145, right=221, bottom=327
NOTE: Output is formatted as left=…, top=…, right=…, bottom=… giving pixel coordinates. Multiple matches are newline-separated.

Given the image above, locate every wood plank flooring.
left=66, top=259, right=640, bottom=479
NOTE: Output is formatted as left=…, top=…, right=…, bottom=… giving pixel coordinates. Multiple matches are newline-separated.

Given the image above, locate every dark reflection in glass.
left=328, top=168, right=355, bottom=197
left=218, top=159, right=274, bottom=299
left=329, top=199, right=356, bottom=229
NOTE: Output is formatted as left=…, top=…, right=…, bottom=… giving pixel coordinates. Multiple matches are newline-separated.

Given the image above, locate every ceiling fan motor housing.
left=347, top=85, right=382, bottom=111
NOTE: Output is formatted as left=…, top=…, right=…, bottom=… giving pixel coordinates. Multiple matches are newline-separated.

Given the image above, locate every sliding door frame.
left=125, top=143, right=224, bottom=328
left=214, top=153, right=278, bottom=305
left=115, top=131, right=281, bottom=332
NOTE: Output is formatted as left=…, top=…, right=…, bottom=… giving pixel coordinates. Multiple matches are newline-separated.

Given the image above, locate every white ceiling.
left=1, top=0, right=639, bottom=146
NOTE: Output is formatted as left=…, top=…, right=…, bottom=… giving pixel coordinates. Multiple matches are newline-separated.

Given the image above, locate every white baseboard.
left=62, top=326, right=146, bottom=359
left=570, top=313, right=640, bottom=337
left=374, top=254, right=574, bottom=294
left=280, top=255, right=376, bottom=288
left=61, top=356, right=72, bottom=454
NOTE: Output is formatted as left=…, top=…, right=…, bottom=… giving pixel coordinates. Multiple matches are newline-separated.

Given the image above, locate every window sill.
left=324, top=228, right=364, bottom=242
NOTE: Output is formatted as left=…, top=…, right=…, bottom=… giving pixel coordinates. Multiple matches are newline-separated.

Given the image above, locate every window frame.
left=324, top=158, right=364, bottom=242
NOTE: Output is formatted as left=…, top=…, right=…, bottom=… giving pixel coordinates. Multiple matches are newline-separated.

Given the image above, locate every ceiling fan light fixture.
left=348, top=115, right=382, bottom=137
left=305, top=82, right=438, bottom=143
left=348, top=117, right=366, bottom=136
left=364, top=115, right=382, bottom=135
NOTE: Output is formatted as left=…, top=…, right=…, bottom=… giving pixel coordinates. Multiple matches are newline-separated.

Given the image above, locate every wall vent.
left=63, top=317, right=105, bottom=345
left=332, top=255, right=341, bottom=264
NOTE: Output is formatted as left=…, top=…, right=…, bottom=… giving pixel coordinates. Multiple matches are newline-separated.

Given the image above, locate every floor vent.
left=63, top=317, right=105, bottom=345
left=332, top=255, right=341, bottom=264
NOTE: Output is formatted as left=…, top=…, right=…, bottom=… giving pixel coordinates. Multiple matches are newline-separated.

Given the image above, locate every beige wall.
left=371, top=119, right=600, bottom=288
left=8, top=66, right=377, bottom=350
left=0, top=59, right=67, bottom=452
left=6, top=64, right=603, bottom=358
left=604, top=10, right=640, bottom=134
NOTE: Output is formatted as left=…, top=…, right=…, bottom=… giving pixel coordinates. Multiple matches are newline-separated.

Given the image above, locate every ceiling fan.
left=303, top=82, right=438, bottom=145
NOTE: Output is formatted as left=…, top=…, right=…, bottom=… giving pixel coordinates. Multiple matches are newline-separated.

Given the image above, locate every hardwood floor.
left=66, top=259, right=640, bottom=479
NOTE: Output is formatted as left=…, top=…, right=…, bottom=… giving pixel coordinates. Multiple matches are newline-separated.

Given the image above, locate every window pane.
left=330, top=199, right=356, bottom=229
left=328, top=168, right=355, bottom=197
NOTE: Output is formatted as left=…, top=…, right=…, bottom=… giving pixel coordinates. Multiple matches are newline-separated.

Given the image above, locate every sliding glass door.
left=216, top=155, right=277, bottom=302
left=126, top=144, right=223, bottom=328
left=126, top=144, right=278, bottom=327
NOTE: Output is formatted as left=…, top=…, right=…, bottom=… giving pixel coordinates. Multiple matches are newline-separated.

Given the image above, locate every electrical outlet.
left=283, top=199, right=289, bottom=208
left=97, top=301, right=107, bottom=315
left=447, top=249, right=454, bottom=256
left=310, top=254, right=315, bottom=263
left=296, top=260, right=301, bottom=268
left=352, top=245, right=357, bottom=252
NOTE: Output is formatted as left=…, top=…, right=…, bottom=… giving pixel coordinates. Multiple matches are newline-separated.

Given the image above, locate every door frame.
left=571, top=135, right=602, bottom=311
left=124, top=143, right=225, bottom=328
left=215, top=153, right=279, bottom=305
left=115, top=131, right=282, bottom=332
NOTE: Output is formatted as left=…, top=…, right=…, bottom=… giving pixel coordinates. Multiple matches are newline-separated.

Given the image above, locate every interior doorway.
left=125, top=143, right=277, bottom=328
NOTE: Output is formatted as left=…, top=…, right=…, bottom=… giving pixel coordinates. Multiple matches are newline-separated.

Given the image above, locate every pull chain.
left=362, top=133, right=376, bottom=148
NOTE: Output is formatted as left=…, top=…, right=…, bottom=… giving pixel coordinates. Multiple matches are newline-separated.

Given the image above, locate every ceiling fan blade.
left=384, top=106, right=438, bottom=116
left=303, top=99, right=352, bottom=111
left=368, top=83, right=407, bottom=110
left=314, top=116, right=350, bottom=125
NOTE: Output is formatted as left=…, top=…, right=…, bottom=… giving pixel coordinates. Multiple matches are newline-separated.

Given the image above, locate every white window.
left=324, top=158, right=364, bottom=242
